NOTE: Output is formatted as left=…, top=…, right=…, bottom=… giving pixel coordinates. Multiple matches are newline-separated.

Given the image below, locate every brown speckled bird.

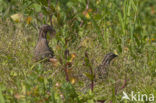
left=96, top=52, right=117, bottom=79
left=34, top=24, right=56, bottom=61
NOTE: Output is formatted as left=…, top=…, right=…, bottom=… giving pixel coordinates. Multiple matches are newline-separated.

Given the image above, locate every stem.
left=64, top=49, right=70, bottom=82
left=89, top=64, right=94, bottom=91
left=85, top=52, right=94, bottom=92
left=64, top=64, right=69, bottom=82
left=47, top=0, right=53, bottom=26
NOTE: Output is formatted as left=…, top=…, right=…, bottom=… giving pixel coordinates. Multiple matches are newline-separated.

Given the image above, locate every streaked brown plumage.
left=34, top=24, right=56, bottom=61
left=96, top=52, right=117, bottom=79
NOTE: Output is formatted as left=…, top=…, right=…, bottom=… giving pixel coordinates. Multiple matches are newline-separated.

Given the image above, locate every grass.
left=0, top=0, right=156, bottom=103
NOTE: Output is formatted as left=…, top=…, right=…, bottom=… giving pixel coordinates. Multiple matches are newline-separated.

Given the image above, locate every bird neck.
left=102, top=59, right=110, bottom=66
left=38, top=30, right=49, bottom=46
left=39, top=30, right=47, bottom=40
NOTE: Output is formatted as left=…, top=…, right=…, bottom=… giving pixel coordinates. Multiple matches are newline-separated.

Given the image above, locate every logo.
left=121, top=91, right=154, bottom=102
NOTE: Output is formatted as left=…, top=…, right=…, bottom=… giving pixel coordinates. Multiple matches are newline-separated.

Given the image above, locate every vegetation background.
left=0, top=0, right=156, bottom=103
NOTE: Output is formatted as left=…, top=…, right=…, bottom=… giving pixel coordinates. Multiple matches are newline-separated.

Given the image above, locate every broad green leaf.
left=32, top=3, right=41, bottom=12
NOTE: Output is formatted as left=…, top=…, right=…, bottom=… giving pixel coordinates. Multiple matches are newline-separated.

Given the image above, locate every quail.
left=34, top=24, right=56, bottom=61
left=96, top=52, right=117, bottom=79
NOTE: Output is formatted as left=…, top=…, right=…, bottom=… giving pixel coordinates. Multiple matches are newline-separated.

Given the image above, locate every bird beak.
left=111, top=54, right=118, bottom=59
left=114, top=54, right=118, bottom=57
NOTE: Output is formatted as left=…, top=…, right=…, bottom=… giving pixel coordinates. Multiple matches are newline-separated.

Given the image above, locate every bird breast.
left=34, top=38, right=53, bottom=60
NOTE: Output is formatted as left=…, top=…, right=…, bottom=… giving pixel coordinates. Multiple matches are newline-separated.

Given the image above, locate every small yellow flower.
left=151, top=38, right=155, bottom=42
left=83, top=9, right=92, bottom=19
left=70, top=78, right=76, bottom=84
left=85, top=13, right=90, bottom=19
left=69, top=53, right=76, bottom=62
left=124, top=47, right=129, bottom=52
left=71, top=53, right=76, bottom=58
left=88, top=9, right=92, bottom=12
left=26, top=16, right=32, bottom=24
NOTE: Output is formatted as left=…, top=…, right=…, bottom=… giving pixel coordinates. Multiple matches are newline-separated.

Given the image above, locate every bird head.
left=102, top=52, right=118, bottom=65
left=39, top=24, right=56, bottom=38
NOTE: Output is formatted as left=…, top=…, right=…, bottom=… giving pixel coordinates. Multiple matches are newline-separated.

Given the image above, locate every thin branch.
left=47, top=0, right=53, bottom=26
left=85, top=51, right=94, bottom=91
